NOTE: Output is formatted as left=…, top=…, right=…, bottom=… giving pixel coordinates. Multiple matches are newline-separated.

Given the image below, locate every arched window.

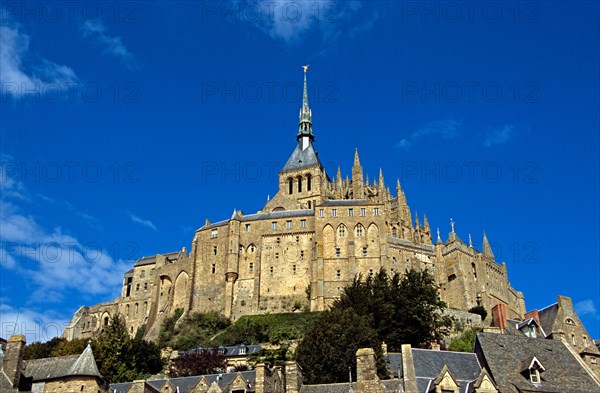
left=356, top=224, right=364, bottom=237
left=307, top=174, right=312, bottom=191
left=298, top=176, right=303, bottom=192
left=338, top=225, right=346, bottom=237
left=392, top=227, right=397, bottom=237
left=288, top=178, right=293, bottom=194
left=104, top=316, right=109, bottom=326
left=308, top=201, right=311, bottom=209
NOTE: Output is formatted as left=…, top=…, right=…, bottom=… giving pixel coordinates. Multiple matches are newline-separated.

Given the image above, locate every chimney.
left=355, top=348, right=382, bottom=392
left=401, top=344, right=418, bottom=393
left=430, top=341, right=441, bottom=351
left=492, top=303, right=507, bottom=333
left=524, top=309, right=541, bottom=327
left=3, top=334, right=26, bottom=388
left=254, top=363, right=266, bottom=393
left=285, top=361, right=302, bottom=393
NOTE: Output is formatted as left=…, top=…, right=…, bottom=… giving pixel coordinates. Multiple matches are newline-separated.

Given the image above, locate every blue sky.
left=1, top=1, right=598, bottom=343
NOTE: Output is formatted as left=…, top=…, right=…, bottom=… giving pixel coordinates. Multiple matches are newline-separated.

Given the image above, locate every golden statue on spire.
left=302, top=64, right=309, bottom=72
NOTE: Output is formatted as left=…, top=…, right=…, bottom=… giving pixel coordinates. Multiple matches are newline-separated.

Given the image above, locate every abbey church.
left=63, top=69, right=526, bottom=340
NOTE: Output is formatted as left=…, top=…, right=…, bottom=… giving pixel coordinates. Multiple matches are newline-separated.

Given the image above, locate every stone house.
left=0, top=334, right=108, bottom=392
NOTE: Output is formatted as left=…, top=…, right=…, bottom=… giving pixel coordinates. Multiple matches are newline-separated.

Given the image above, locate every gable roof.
left=475, top=332, right=600, bottom=393
left=111, top=371, right=256, bottom=393
left=389, top=349, right=482, bottom=393
left=537, top=303, right=558, bottom=334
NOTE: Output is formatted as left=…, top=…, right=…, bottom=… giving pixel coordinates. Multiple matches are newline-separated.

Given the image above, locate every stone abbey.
left=63, top=68, right=526, bottom=340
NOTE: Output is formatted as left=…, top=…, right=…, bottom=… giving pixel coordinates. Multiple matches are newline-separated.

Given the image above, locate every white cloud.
left=483, top=124, right=515, bottom=147
left=0, top=22, right=77, bottom=96
left=241, top=0, right=368, bottom=44
left=397, top=119, right=462, bottom=150
left=0, top=302, right=69, bottom=343
left=128, top=212, right=158, bottom=231
left=80, top=19, right=137, bottom=68
left=0, top=166, right=132, bottom=304
left=575, top=299, right=598, bottom=318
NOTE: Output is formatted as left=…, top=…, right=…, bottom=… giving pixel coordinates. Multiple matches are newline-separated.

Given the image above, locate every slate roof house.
left=0, top=334, right=108, bottom=392
left=475, top=332, right=600, bottom=393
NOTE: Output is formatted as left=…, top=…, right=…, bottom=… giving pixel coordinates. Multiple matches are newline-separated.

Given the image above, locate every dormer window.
left=521, top=356, right=545, bottom=386
left=530, top=368, right=540, bottom=384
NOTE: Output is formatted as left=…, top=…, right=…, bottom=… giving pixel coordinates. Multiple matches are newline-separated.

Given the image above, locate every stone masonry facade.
left=64, top=68, right=526, bottom=341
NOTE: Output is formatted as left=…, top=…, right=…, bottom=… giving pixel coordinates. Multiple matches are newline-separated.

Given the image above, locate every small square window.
left=332, top=209, right=337, bottom=217
left=374, top=208, right=380, bottom=216
left=211, top=229, right=218, bottom=238
left=360, top=208, right=366, bottom=216
left=245, top=224, right=251, bottom=233
left=348, top=208, right=354, bottom=217
left=272, top=221, right=278, bottom=230
left=300, top=219, right=306, bottom=228
left=319, top=209, right=324, bottom=217
left=286, top=220, right=292, bottom=229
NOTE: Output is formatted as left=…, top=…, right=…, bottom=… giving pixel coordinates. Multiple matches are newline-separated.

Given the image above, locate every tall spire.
left=297, top=65, right=314, bottom=148
left=353, top=148, right=361, bottom=167
left=482, top=231, right=495, bottom=259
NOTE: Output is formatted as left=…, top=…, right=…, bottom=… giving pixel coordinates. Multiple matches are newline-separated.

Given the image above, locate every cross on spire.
left=450, top=218, right=455, bottom=233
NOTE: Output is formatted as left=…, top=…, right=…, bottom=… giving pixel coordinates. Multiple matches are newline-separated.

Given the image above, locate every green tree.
left=169, top=348, right=226, bottom=377
left=334, top=268, right=452, bottom=351
left=51, top=338, right=88, bottom=357
left=296, top=308, right=388, bottom=384
left=94, top=314, right=163, bottom=383
left=24, top=337, right=64, bottom=360
left=448, top=327, right=481, bottom=352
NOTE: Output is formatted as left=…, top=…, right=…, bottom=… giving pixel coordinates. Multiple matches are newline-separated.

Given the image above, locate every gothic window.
left=338, top=225, right=346, bottom=237
left=288, top=178, right=293, bottom=194
left=307, top=174, right=312, bottom=191
left=286, top=220, right=292, bottom=229
left=134, top=303, right=139, bottom=316
left=360, top=208, right=366, bottom=216
left=104, top=316, right=109, bottom=326
left=126, top=304, right=130, bottom=316
left=298, top=176, right=303, bottom=192
left=391, top=227, right=397, bottom=237
left=300, top=219, right=306, bottom=228
left=356, top=225, right=364, bottom=237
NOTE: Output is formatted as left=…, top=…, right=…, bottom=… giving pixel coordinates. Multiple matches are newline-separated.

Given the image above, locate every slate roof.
left=537, top=302, right=558, bottom=334
left=282, top=144, right=322, bottom=172
left=0, top=371, right=17, bottom=393
left=182, top=344, right=262, bottom=357
left=134, top=251, right=180, bottom=267
left=300, top=379, right=403, bottom=392
left=475, top=332, right=600, bottom=393
left=23, top=344, right=104, bottom=382
left=317, top=199, right=373, bottom=207
left=202, top=209, right=314, bottom=230
left=389, top=349, right=482, bottom=393
left=110, top=371, right=256, bottom=393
